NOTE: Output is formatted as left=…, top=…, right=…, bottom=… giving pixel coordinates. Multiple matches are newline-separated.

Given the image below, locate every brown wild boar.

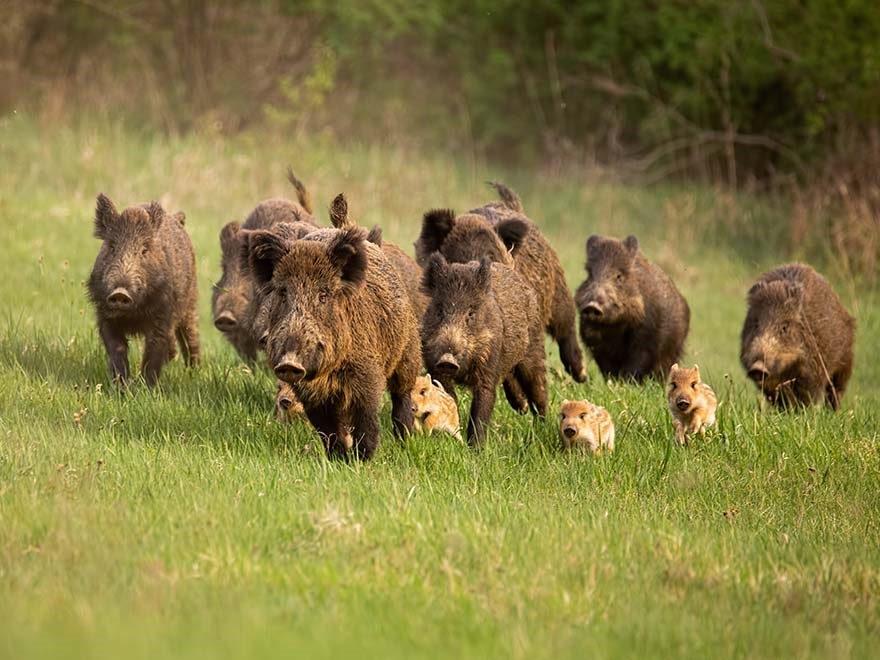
left=421, top=254, right=547, bottom=446
left=575, top=234, right=689, bottom=381
left=415, top=182, right=586, bottom=383
left=87, top=194, right=199, bottom=386
left=559, top=399, right=615, bottom=453
left=247, top=200, right=421, bottom=460
left=667, top=363, right=717, bottom=445
left=411, top=374, right=462, bottom=440
left=212, top=169, right=317, bottom=360
left=740, top=263, right=855, bottom=409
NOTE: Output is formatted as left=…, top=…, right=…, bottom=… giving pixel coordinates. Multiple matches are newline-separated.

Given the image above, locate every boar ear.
left=422, top=252, right=448, bottom=292
left=367, top=225, right=383, bottom=246
left=585, top=234, right=600, bottom=257
left=328, top=226, right=368, bottom=291
left=220, top=221, right=241, bottom=253
left=94, top=193, right=118, bottom=239
left=248, top=230, right=290, bottom=285
left=495, top=217, right=529, bottom=254
left=329, top=193, right=353, bottom=229
left=475, top=257, right=492, bottom=290
left=624, top=235, right=640, bottom=256
left=286, top=166, right=313, bottom=214
left=431, top=376, right=446, bottom=392
left=669, top=363, right=679, bottom=376
left=561, top=399, right=570, bottom=406
left=747, top=280, right=768, bottom=301
left=419, top=209, right=456, bottom=258
left=146, top=201, right=165, bottom=231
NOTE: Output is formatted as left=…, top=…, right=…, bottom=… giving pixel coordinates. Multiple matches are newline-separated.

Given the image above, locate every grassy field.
left=1, top=115, right=878, bottom=658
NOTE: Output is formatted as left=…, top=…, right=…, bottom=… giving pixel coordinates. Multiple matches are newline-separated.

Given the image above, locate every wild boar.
left=558, top=399, right=615, bottom=453
left=411, top=374, right=462, bottom=440
left=740, top=263, right=855, bottom=409
left=415, top=182, right=586, bottom=383
left=421, top=254, right=547, bottom=446
left=212, top=168, right=317, bottom=360
left=575, top=234, right=689, bottom=381
left=87, top=194, right=199, bottom=386
left=667, top=363, right=717, bottom=445
left=247, top=213, right=421, bottom=460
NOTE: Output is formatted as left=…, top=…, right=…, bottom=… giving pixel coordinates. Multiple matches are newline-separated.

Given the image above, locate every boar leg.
left=388, top=340, right=419, bottom=438
left=502, top=377, right=528, bottom=413
left=175, top=313, right=201, bottom=367
left=349, top=399, right=381, bottom=461
left=467, top=384, right=497, bottom=447
left=142, top=330, right=174, bottom=386
left=305, top=404, right=349, bottom=457
left=99, top=320, right=130, bottom=386
left=514, top=362, right=548, bottom=418
left=549, top=284, right=587, bottom=382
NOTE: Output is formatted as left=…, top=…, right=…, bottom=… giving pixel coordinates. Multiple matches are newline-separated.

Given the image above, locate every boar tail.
left=286, top=167, right=313, bottom=214
left=487, top=181, right=524, bottom=213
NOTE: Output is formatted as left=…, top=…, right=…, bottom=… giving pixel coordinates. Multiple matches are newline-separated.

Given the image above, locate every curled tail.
left=286, top=167, right=313, bottom=214
left=487, top=181, right=524, bottom=213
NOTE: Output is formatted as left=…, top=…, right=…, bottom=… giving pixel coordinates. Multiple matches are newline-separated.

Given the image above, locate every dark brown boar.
left=212, top=169, right=318, bottom=360
left=247, top=220, right=421, bottom=460
left=87, top=194, right=199, bottom=386
left=414, top=182, right=586, bottom=383
left=575, top=234, right=689, bottom=381
left=421, top=253, right=547, bottom=446
left=740, top=263, right=855, bottom=409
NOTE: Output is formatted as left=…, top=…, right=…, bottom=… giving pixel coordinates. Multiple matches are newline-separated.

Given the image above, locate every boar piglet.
left=212, top=168, right=318, bottom=361
left=575, top=234, right=689, bottom=381
left=248, top=211, right=421, bottom=460
left=740, top=263, right=855, bottom=409
left=415, top=181, right=586, bottom=383
left=87, top=194, right=199, bottom=386
left=421, top=254, right=547, bottom=446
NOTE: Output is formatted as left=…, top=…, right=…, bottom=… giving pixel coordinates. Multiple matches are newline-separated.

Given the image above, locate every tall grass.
left=0, top=114, right=878, bottom=658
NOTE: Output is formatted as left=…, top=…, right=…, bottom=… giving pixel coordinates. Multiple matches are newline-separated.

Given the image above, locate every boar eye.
left=616, top=272, right=625, bottom=282
left=318, top=291, right=329, bottom=304
left=780, top=321, right=789, bottom=334
left=691, top=381, right=698, bottom=389
left=419, top=388, right=427, bottom=396
left=141, top=245, right=149, bottom=256
left=467, top=309, right=476, bottom=324
left=579, top=413, right=587, bottom=420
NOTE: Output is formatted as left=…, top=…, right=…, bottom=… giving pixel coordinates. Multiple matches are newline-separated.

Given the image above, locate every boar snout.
left=277, top=393, right=295, bottom=410
left=583, top=301, right=604, bottom=318
left=562, top=426, right=577, bottom=439
left=107, top=287, right=133, bottom=308
left=747, top=360, right=770, bottom=383
left=434, top=352, right=460, bottom=375
left=274, top=354, right=307, bottom=382
left=213, top=311, right=237, bottom=331
left=675, top=397, right=691, bottom=411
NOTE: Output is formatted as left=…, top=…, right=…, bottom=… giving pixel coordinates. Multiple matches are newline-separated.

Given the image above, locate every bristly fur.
left=286, top=166, right=313, bottom=214
left=87, top=193, right=200, bottom=386
left=415, top=185, right=587, bottom=383
left=329, top=193, right=353, bottom=229
left=487, top=181, right=524, bottom=212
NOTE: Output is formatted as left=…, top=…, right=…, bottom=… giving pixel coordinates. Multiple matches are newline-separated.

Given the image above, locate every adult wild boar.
left=87, top=194, right=199, bottom=386
left=212, top=168, right=317, bottom=360
left=575, top=234, right=689, bottom=381
left=740, top=263, right=855, bottom=409
left=421, top=253, right=547, bottom=446
left=415, top=182, right=586, bottom=383
left=247, top=206, right=421, bottom=460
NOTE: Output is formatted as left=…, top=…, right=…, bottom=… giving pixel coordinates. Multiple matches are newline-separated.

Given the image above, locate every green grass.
left=1, top=114, right=878, bottom=659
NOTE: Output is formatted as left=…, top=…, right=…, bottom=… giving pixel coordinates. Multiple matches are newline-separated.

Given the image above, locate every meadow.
left=1, top=114, right=878, bottom=658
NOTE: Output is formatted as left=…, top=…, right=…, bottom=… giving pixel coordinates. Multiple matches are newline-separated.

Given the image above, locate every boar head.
left=248, top=225, right=369, bottom=384
left=420, top=254, right=497, bottom=379
left=90, top=194, right=167, bottom=316
left=576, top=234, right=646, bottom=325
